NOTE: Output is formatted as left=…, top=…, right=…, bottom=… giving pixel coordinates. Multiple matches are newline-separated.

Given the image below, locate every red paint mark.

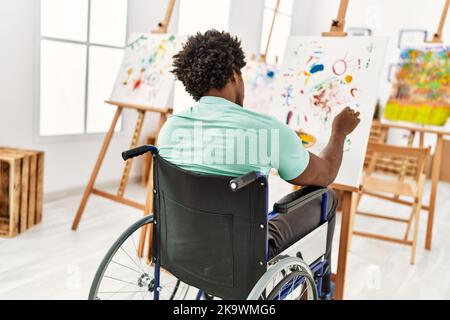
left=304, top=115, right=308, bottom=123
left=332, top=59, right=347, bottom=76
left=306, top=56, right=313, bottom=64
left=350, top=88, right=357, bottom=97
left=286, top=111, right=293, bottom=125
left=133, top=79, right=142, bottom=90
left=312, top=89, right=332, bottom=116
left=300, top=90, right=304, bottom=94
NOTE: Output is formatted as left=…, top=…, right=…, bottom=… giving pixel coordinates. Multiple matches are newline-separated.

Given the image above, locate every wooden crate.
left=0, top=147, right=44, bottom=238
left=0, top=155, right=22, bottom=237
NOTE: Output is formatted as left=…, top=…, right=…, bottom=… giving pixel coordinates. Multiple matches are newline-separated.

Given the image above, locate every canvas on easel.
left=110, top=33, right=185, bottom=109
left=242, top=59, right=280, bottom=115
left=271, top=36, right=388, bottom=188
left=384, top=45, right=450, bottom=126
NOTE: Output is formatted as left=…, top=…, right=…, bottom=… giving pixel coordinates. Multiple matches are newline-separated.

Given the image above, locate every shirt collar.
left=199, top=96, right=241, bottom=109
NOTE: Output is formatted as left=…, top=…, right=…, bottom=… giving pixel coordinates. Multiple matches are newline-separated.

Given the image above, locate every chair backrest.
left=364, top=120, right=389, bottom=169
left=366, top=142, right=431, bottom=181
left=152, top=154, right=268, bottom=300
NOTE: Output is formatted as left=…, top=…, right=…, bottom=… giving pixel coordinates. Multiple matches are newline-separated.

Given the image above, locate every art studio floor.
left=0, top=176, right=449, bottom=300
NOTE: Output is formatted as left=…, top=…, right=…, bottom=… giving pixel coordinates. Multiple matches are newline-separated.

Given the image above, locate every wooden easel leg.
left=425, top=135, right=443, bottom=250
left=138, top=156, right=155, bottom=258
left=137, top=112, right=168, bottom=258
left=347, top=191, right=359, bottom=249
left=146, top=220, right=154, bottom=265
left=117, top=110, right=146, bottom=197
left=141, top=135, right=156, bottom=186
left=334, top=190, right=354, bottom=300
left=71, top=107, right=123, bottom=230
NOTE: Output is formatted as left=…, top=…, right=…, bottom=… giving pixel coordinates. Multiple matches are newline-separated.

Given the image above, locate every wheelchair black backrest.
left=152, top=154, right=268, bottom=300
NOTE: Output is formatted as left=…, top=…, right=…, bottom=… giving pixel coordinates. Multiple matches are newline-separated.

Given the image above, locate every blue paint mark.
left=266, top=70, right=275, bottom=78
left=310, top=64, right=324, bottom=74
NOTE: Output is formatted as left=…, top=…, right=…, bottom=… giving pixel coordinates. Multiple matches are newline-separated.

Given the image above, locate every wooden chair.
left=363, top=119, right=389, bottom=168
left=352, top=142, right=431, bottom=264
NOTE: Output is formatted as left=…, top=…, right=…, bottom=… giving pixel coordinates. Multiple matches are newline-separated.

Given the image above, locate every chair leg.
left=404, top=199, right=418, bottom=241
left=410, top=203, right=421, bottom=265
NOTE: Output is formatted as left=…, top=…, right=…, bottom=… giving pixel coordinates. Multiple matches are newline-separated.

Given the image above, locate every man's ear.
left=230, top=70, right=240, bottom=83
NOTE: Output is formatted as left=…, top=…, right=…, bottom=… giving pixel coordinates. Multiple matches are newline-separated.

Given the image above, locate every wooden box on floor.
left=0, top=147, right=44, bottom=238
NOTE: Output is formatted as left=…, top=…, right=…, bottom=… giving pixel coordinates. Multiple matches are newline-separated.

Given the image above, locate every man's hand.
left=332, top=107, right=361, bottom=136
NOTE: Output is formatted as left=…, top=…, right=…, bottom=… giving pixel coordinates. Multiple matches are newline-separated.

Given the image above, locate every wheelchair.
left=89, top=145, right=332, bottom=300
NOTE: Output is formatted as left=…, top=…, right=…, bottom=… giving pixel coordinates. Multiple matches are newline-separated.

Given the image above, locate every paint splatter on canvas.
left=110, top=33, right=185, bottom=109
left=271, top=36, right=387, bottom=187
left=384, top=45, right=450, bottom=126
left=242, top=59, right=279, bottom=114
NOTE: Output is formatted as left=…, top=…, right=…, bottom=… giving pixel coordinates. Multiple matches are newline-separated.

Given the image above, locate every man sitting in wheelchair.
left=158, top=30, right=360, bottom=298
left=90, top=30, right=361, bottom=301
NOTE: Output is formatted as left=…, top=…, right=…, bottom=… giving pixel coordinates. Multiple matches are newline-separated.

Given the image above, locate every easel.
left=427, top=0, right=449, bottom=43
left=321, top=0, right=358, bottom=300
left=260, top=0, right=281, bottom=62
left=71, top=0, right=177, bottom=233
left=322, top=0, right=349, bottom=37
left=379, top=0, right=450, bottom=249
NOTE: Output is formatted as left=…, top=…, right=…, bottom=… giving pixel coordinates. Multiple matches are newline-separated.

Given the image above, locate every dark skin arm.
left=289, top=107, right=361, bottom=187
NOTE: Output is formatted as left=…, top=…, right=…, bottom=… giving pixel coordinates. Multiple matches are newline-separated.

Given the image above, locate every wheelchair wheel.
left=89, top=215, right=190, bottom=300
left=247, top=257, right=318, bottom=300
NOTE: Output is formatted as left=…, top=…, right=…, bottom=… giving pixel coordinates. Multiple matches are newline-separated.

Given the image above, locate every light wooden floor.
left=1, top=177, right=449, bottom=300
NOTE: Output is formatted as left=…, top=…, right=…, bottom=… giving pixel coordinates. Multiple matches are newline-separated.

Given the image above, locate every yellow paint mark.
left=345, top=75, right=353, bottom=84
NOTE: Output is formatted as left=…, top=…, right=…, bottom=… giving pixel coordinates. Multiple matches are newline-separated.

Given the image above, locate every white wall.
left=228, top=0, right=265, bottom=54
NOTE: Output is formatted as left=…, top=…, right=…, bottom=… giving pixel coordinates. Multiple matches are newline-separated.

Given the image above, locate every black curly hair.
left=172, top=30, right=246, bottom=101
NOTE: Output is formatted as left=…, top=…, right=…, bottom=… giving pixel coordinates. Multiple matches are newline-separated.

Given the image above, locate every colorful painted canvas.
left=271, top=36, right=387, bottom=188
left=110, top=33, right=184, bottom=109
left=384, top=45, right=450, bottom=126
left=242, top=59, right=279, bottom=115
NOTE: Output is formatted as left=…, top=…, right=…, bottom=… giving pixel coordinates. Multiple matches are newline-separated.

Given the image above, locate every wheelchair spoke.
left=102, top=282, right=147, bottom=301
left=90, top=218, right=198, bottom=300
left=103, top=275, right=141, bottom=287
left=119, top=246, right=146, bottom=274
left=263, top=266, right=316, bottom=300
left=130, top=234, right=147, bottom=270
left=99, top=290, right=148, bottom=294
left=103, top=283, right=132, bottom=300
left=110, top=260, right=141, bottom=274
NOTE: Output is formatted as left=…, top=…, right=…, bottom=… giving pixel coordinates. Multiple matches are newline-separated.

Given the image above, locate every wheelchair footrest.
left=277, top=222, right=328, bottom=265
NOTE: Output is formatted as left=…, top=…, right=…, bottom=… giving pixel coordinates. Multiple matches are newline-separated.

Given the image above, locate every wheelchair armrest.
left=273, top=186, right=329, bottom=214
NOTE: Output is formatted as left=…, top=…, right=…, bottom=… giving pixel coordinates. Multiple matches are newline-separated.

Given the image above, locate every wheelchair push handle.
left=122, top=145, right=157, bottom=161
left=229, top=172, right=261, bottom=192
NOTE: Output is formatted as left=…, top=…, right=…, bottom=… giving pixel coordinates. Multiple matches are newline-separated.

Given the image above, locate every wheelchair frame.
left=121, top=145, right=331, bottom=301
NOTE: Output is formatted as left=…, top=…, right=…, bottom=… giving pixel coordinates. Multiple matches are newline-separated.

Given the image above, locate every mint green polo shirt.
left=157, top=96, right=310, bottom=181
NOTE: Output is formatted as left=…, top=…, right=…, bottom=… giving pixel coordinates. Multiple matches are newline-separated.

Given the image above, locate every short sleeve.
left=271, top=120, right=310, bottom=181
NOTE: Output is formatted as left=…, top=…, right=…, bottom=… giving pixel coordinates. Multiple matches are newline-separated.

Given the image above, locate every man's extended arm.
left=289, top=107, right=360, bottom=187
